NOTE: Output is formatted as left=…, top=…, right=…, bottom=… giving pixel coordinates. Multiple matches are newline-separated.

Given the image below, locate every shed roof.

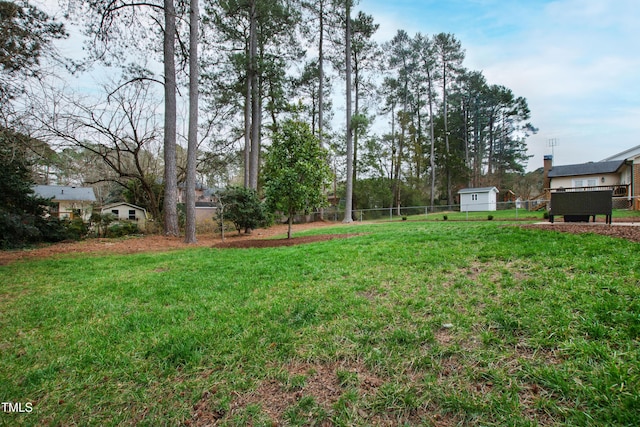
left=101, top=202, right=146, bottom=213
left=457, top=187, right=499, bottom=194
left=33, top=185, right=97, bottom=202
left=548, top=160, right=626, bottom=178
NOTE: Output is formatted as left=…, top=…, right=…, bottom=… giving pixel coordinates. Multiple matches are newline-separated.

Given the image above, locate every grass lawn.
left=1, top=221, right=639, bottom=425
left=392, top=208, right=640, bottom=222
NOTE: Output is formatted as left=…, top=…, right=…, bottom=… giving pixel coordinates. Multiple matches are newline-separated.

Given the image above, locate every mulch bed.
left=215, top=233, right=358, bottom=249
left=520, top=219, right=640, bottom=243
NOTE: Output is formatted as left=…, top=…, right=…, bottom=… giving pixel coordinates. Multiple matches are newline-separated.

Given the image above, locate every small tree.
left=264, top=119, right=331, bottom=239
left=0, top=129, right=68, bottom=248
left=217, top=186, right=269, bottom=236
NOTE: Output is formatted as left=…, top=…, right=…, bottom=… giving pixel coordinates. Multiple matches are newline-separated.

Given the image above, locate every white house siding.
left=550, top=171, right=628, bottom=190
left=101, top=203, right=147, bottom=231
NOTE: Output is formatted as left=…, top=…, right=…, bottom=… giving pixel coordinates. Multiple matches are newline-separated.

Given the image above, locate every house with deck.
left=542, top=154, right=635, bottom=209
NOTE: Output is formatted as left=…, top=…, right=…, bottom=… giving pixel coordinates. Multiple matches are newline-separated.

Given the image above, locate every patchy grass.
left=1, top=221, right=639, bottom=425
left=392, top=208, right=640, bottom=222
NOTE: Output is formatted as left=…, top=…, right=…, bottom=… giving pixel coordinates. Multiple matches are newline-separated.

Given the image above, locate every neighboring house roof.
left=33, top=185, right=97, bottom=202
left=458, top=187, right=499, bottom=194
left=101, top=202, right=147, bottom=213
left=548, top=160, right=626, bottom=178
left=202, top=187, right=224, bottom=198
left=602, top=144, right=640, bottom=162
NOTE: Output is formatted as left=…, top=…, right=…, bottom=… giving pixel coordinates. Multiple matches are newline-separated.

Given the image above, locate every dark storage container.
left=549, top=190, right=613, bottom=224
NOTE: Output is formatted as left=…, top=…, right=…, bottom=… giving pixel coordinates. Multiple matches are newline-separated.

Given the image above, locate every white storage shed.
left=458, top=187, right=499, bottom=212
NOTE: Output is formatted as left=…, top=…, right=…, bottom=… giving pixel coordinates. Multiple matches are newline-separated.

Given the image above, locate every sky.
left=361, top=0, right=640, bottom=171
left=40, top=0, right=640, bottom=173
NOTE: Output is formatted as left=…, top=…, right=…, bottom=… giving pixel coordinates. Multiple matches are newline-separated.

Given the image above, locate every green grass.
left=395, top=208, right=640, bottom=222
left=1, top=221, right=639, bottom=425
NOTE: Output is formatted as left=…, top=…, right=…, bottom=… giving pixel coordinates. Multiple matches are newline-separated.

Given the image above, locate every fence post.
left=389, top=207, right=392, bottom=222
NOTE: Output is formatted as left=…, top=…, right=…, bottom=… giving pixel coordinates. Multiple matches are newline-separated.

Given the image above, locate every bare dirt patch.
left=189, top=361, right=384, bottom=426
left=216, top=233, right=359, bottom=249
left=0, top=221, right=349, bottom=266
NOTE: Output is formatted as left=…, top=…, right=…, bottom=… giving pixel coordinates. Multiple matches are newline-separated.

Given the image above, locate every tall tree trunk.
left=352, top=57, right=359, bottom=212
left=473, top=107, right=481, bottom=187
left=248, top=0, right=260, bottom=190
left=488, top=115, right=495, bottom=175
left=443, top=63, right=452, bottom=205
left=390, top=103, right=396, bottom=184
left=318, top=0, right=324, bottom=147
left=317, top=0, right=325, bottom=219
left=163, top=0, right=179, bottom=236
left=343, top=0, right=353, bottom=223
left=427, top=72, right=436, bottom=208
left=395, top=115, right=404, bottom=215
left=464, top=101, right=470, bottom=187
left=395, top=75, right=409, bottom=216
left=184, top=0, right=199, bottom=244
left=244, top=65, right=251, bottom=187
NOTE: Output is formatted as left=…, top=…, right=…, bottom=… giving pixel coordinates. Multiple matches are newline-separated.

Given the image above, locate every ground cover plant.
left=1, top=221, right=639, bottom=425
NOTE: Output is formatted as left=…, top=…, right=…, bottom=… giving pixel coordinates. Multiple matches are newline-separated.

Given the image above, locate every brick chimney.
left=543, top=155, right=553, bottom=190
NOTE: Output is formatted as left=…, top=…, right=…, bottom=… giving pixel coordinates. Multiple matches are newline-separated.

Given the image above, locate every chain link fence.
left=311, top=196, right=638, bottom=223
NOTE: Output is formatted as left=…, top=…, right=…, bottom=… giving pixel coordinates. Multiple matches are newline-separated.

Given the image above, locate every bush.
left=37, top=216, right=72, bottom=243
left=64, top=218, right=89, bottom=240
left=443, top=215, right=448, bottom=221
left=90, top=212, right=116, bottom=238
left=488, top=215, right=494, bottom=221
left=0, top=211, right=78, bottom=249
left=217, top=186, right=270, bottom=234
left=0, top=211, right=40, bottom=249
left=106, top=221, right=139, bottom=238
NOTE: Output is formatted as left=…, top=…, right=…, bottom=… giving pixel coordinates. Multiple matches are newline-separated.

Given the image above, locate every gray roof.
left=458, top=187, right=499, bottom=194
left=548, top=160, right=626, bottom=178
left=33, top=185, right=97, bottom=202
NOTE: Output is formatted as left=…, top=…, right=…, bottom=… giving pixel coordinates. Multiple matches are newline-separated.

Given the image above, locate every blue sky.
left=42, top=0, right=639, bottom=173
left=361, top=0, right=640, bottom=171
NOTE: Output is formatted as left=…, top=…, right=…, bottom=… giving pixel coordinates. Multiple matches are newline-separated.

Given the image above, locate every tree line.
left=1, top=0, right=538, bottom=242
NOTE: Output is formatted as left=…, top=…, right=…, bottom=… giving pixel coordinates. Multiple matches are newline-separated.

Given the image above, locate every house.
left=602, top=144, right=640, bottom=209
left=458, top=187, right=499, bottom=212
left=177, top=182, right=221, bottom=205
left=542, top=154, right=634, bottom=208
left=100, top=202, right=148, bottom=230
left=33, top=185, right=97, bottom=221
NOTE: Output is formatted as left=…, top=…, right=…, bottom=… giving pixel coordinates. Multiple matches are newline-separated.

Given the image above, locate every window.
left=129, top=210, right=136, bottom=220
left=111, top=209, right=119, bottom=215
left=573, top=179, right=598, bottom=189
